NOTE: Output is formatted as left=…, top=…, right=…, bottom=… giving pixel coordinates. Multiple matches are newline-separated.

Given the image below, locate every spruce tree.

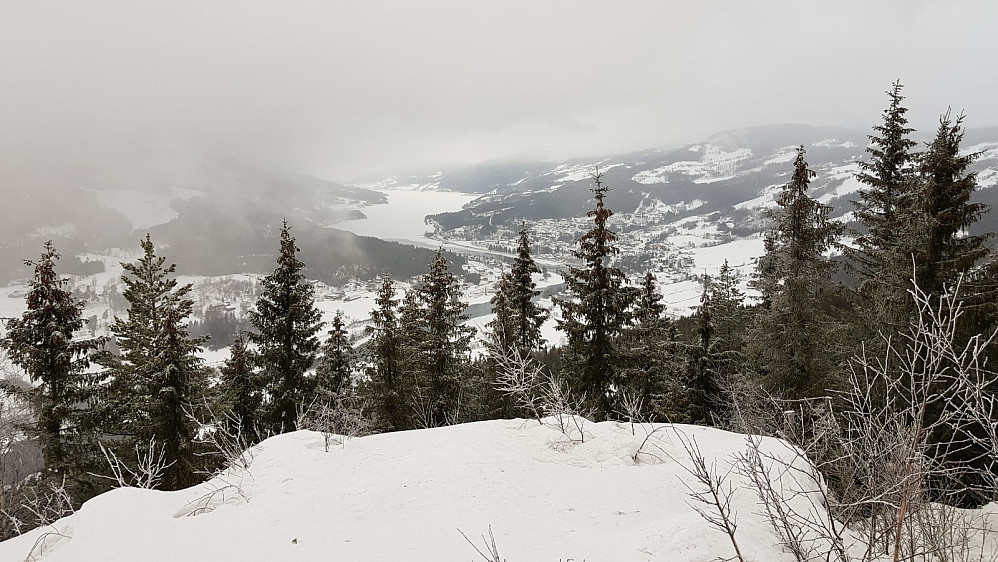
left=708, top=260, right=747, bottom=354
left=746, top=146, right=844, bottom=398
left=685, top=284, right=723, bottom=425
left=1, top=242, right=104, bottom=480
left=851, top=80, right=920, bottom=336
left=397, top=285, right=426, bottom=381
left=104, top=234, right=191, bottom=408
left=147, top=305, right=208, bottom=490
left=485, top=273, right=517, bottom=359
left=507, top=227, right=547, bottom=353
left=101, top=235, right=208, bottom=490
left=364, top=273, right=410, bottom=431
left=249, top=220, right=323, bottom=434
left=412, top=248, right=474, bottom=427
left=619, top=272, right=675, bottom=418
left=482, top=276, right=519, bottom=419
left=487, top=228, right=547, bottom=359
left=911, top=111, right=993, bottom=506
left=218, top=332, right=260, bottom=440
left=912, top=110, right=990, bottom=297
left=316, top=310, right=355, bottom=398
left=556, top=172, right=637, bottom=419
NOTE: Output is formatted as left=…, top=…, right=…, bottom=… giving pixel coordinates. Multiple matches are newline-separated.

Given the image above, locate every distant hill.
left=0, top=162, right=472, bottom=284
left=409, top=124, right=998, bottom=279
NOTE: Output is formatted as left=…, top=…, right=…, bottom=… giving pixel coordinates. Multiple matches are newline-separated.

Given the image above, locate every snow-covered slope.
left=1, top=419, right=823, bottom=561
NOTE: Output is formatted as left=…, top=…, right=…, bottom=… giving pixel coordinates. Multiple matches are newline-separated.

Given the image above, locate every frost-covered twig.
left=458, top=525, right=504, bottom=562
left=674, top=430, right=745, bottom=562
left=298, top=394, right=376, bottom=452
left=192, top=404, right=258, bottom=472
left=494, top=347, right=546, bottom=423
left=92, top=437, right=173, bottom=489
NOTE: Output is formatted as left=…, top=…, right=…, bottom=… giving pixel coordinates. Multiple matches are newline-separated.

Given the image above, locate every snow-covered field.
left=0, top=419, right=853, bottom=561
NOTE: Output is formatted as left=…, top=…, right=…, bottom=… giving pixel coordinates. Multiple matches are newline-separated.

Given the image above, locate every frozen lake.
left=336, top=189, right=478, bottom=245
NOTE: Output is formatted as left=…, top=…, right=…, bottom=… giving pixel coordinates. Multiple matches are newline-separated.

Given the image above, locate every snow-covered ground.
left=0, top=419, right=862, bottom=561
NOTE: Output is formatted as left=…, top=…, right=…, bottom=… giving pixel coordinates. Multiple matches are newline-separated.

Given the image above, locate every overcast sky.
left=1, top=1, right=996, bottom=185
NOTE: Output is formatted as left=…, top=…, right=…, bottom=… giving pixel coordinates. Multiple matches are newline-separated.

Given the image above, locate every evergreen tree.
left=556, top=172, right=637, bottom=419
left=249, top=220, right=323, bottom=434
left=746, top=146, right=844, bottom=398
left=316, top=310, right=355, bottom=398
left=708, top=260, right=747, bottom=354
left=1, top=242, right=104, bottom=479
left=912, top=110, right=990, bottom=297
left=412, top=248, right=475, bottom=427
left=485, top=273, right=517, bottom=359
left=101, top=236, right=186, bottom=429
left=218, top=332, right=261, bottom=440
left=619, top=272, right=675, bottom=418
left=851, top=80, right=920, bottom=336
left=364, top=273, right=410, bottom=431
left=507, top=227, right=547, bottom=353
left=103, top=234, right=191, bottom=409
left=147, top=305, right=208, bottom=490
left=634, top=272, right=666, bottom=328
left=685, top=284, right=723, bottom=425
left=487, top=227, right=547, bottom=359
left=101, top=235, right=208, bottom=490
left=397, top=285, right=426, bottom=376
left=910, top=111, right=994, bottom=507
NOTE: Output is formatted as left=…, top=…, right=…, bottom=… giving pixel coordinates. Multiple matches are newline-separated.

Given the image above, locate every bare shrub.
left=493, top=347, right=593, bottom=444
left=736, top=434, right=850, bottom=562
left=298, top=394, right=377, bottom=452
left=719, top=277, right=998, bottom=562
left=494, top=348, right=546, bottom=423
left=614, top=388, right=644, bottom=436
left=410, top=386, right=439, bottom=430
left=192, top=405, right=259, bottom=473
left=0, top=476, right=74, bottom=542
left=175, top=475, right=251, bottom=518
left=672, top=429, right=745, bottom=562
left=175, top=405, right=262, bottom=518
left=91, top=437, right=173, bottom=489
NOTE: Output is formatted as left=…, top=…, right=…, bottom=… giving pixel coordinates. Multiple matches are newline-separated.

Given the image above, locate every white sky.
left=1, top=1, right=996, bottom=184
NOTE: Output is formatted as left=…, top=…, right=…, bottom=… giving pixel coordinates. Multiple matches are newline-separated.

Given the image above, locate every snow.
left=633, top=197, right=706, bottom=216
left=357, top=172, right=446, bottom=192
left=532, top=161, right=625, bottom=191
left=813, top=139, right=857, bottom=148
left=692, top=174, right=735, bottom=184
left=979, top=168, right=998, bottom=188
left=763, top=146, right=798, bottom=166
left=691, top=237, right=764, bottom=274
left=34, top=223, right=77, bottom=238
left=656, top=279, right=706, bottom=315
left=0, top=419, right=832, bottom=561
left=817, top=176, right=863, bottom=204
left=964, top=142, right=998, bottom=158
left=734, top=183, right=783, bottom=211
left=632, top=146, right=753, bottom=185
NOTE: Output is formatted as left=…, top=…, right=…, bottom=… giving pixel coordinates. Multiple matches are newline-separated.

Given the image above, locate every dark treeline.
left=3, top=82, right=998, bottom=540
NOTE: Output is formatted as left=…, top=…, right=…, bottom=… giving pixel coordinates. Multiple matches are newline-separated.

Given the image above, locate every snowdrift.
left=1, top=418, right=829, bottom=561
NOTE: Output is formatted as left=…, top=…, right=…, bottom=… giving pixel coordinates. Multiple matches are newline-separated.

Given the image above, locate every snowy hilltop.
left=4, top=417, right=997, bottom=561
left=0, top=419, right=833, bottom=561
